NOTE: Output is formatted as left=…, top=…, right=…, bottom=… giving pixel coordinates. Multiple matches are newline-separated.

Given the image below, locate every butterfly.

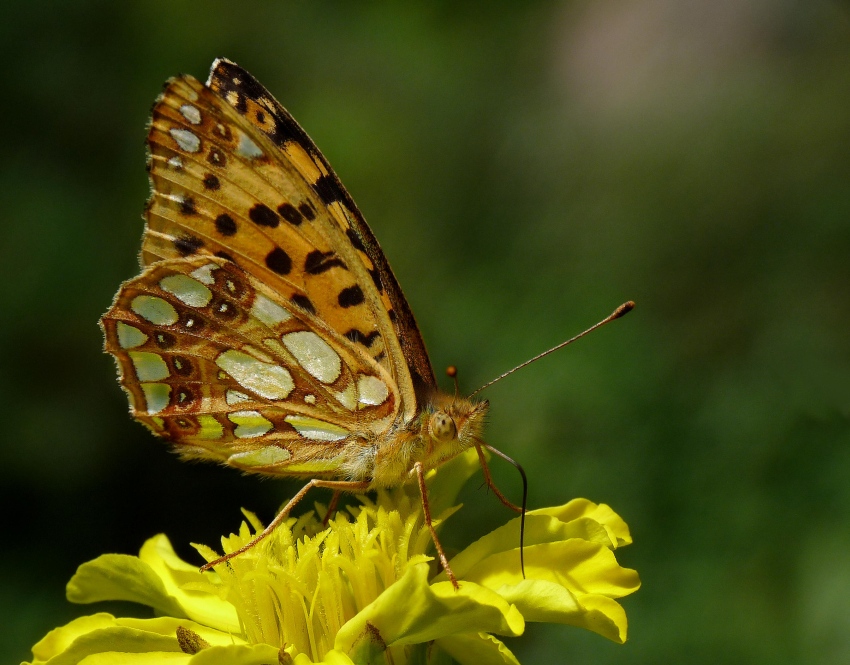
left=100, top=58, right=532, bottom=588
left=102, top=58, right=634, bottom=586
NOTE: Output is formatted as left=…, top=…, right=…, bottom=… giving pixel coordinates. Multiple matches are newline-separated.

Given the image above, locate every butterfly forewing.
left=206, top=58, right=437, bottom=407
left=101, top=256, right=397, bottom=477
left=140, top=67, right=434, bottom=428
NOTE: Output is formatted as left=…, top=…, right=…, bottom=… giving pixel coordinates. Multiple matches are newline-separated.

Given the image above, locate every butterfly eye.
left=429, top=411, right=457, bottom=443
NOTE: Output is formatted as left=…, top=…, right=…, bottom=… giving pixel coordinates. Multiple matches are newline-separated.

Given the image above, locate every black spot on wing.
left=277, top=203, right=303, bottom=225
left=154, top=331, right=176, bottom=349
left=338, top=285, right=364, bottom=308
left=249, top=203, right=279, bottom=228
left=290, top=294, right=316, bottom=315
left=203, top=174, right=221, bottom=190
left=305, top=250, right=346, bottom=275
left=174, top=386, right=195, bottom=408
left=346, top=228, right=366, bottom=253
left=171, top=355, right=194, bottom=377
left=214, top=250, right=235, bottom=262
left=179, top=197, right=197, bottom=215
left=313, top=174, right=344, bottom=205
left=220, top=274, right=246, bottom=299
left=299, top=202, right=317, bottom=220
left=210, top=297, right=239, bottom=321
left=215, top=213, right=237, bottom=236
left=266, top=247, right=292, bottom=274
left=173, top=234, right=203, bottom=256
left=177, top=309, right=206, bottom=333
left=207, top=147, right=226, bottom=167
left=344, top=329, right=380, bottom=347
left=369, top=269, right=383, bottom=292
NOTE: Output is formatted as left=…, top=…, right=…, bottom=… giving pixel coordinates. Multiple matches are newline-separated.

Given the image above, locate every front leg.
left=414, top=462, right=459, bottom=590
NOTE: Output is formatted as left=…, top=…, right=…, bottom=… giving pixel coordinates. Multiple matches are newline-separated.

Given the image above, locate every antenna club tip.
left=614, top=301, right=635, bottom=318
left=446, top=365, right=458, bottom=378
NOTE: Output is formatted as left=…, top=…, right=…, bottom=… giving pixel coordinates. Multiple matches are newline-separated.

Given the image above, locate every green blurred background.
left=3, top=1, right=850, bottom=663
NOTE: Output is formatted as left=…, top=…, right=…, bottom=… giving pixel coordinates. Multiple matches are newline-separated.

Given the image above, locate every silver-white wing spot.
left=132, top=296, right=178, bottom=325
left=116, top=322, right=148, bottom=349
left=282, top=331, right=342, bottom=384
left=141, top=383, right=170, bottom=414
left=251, top=293, right=292, bottom=327
left=190, top=263, right=219, bottom=285
left=216, top=350, right=294, bottom=400
left=285, top=415, right=348, bottom=442
left=179, top=104, right=202, bottom=124
left=169, top=128, right=201, bottom=153
left=129, top=352, right=170, bottom=382
left=159, top=274, right=213, bottom=307
left=225, top=389, right=251, bottom=405
left=334, top=384, right=357, bottom=410
left=235, top=129, right=263, bottom=159
left=357, top=375, right=390, bottom=406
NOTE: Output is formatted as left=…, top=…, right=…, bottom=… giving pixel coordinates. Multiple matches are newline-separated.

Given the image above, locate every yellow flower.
left=24, top=450, right=639, bottom=665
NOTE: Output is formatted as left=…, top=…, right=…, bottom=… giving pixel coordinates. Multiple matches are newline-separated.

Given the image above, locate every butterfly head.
left=421, top=394, right=489, bottom=467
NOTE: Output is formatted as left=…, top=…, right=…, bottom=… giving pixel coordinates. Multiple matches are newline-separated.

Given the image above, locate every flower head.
left=25, top=450, right=639, bottom=665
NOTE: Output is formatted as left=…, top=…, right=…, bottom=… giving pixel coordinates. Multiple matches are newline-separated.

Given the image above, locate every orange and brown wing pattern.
left=140, top=62, right=435, bottom=428
left=206, top=58, right=436, bottom=409
left=101, top=256, right=397, bottom=478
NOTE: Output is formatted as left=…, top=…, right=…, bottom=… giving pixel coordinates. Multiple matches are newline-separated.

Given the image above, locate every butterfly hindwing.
left=101, top=256, right=397, bottom=477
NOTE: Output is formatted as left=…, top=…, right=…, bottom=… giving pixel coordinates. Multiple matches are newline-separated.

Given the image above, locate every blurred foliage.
left=2, top=1, right=849, bottom=663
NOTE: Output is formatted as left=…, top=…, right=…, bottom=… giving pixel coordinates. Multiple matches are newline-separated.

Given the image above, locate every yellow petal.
left=496, top=579, right=630, bottom=643
left=28, top=613, right=117, bottom=664
left=463, top=540, right=641, bottom=598
left=335, top=563, right=524, bottom=660
left=187, top=643, right=281, bottom=664
left=139, top=534, right=242, bottom=633
left=66, top=535, right=241, bottom=635
left=435, top=632, right=521, bottom=665
left=66, top=554, right=186, bottom=617
left=26, top=618, right=185, bottom=664
left=533, top=498, right=633, bottom=547
left=290, top=649, right=356, bottom=664
left=441, top=513, right=613, bottom=581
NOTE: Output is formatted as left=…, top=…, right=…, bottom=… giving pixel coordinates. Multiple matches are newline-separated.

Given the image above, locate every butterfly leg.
left=414, top=461, right=459, bottom=590
left=474, top=444, right=523, bottom=513
left=199, top=479, right=370, bottom=571
left=322, top=490, right=343, bottom=527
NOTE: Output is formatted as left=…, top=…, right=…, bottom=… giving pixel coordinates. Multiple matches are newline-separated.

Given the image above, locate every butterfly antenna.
left=469, top=301, right=634, bottom=397
left=483, top=444, right=528, bottom=578
left=446, top=365, right=459, bottom=398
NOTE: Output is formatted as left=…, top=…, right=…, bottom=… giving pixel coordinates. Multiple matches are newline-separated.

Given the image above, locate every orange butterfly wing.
left=102, top=59, right=436, bottom=479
